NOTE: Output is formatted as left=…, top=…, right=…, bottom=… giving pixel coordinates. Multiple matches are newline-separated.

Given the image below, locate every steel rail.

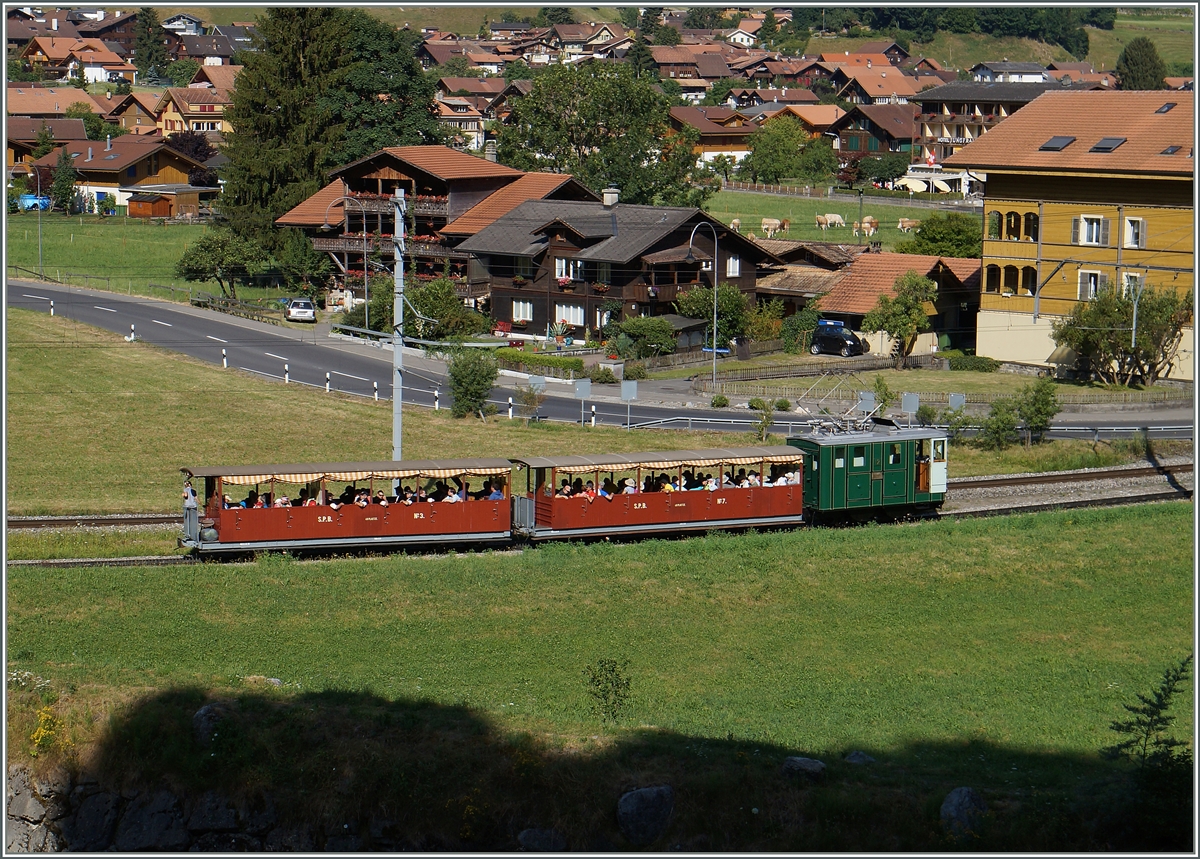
left=951, top=462, right=1192, bottom=489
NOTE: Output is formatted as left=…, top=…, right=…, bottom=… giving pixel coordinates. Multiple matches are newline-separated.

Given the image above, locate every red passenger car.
left=510, top=447, right=805, bottom=540
left=180, top=459, right=515, bottom=555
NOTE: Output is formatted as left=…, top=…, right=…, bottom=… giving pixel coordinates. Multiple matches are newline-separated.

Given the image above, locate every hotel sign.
left=937, top=136, right=970, bottom=144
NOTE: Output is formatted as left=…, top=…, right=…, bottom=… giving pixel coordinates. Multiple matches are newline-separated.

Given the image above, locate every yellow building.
left=945, top=90, right=1193, bottom=379
left=156, top=87, right=234, bottom=135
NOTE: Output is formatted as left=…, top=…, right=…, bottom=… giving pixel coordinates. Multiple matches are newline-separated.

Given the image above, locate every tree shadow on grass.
left=80, top=686, right=1188, bottom=852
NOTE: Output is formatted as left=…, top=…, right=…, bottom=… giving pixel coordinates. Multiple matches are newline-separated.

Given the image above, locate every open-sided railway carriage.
left=179, top=426, right=948, bottom=556
left=511, top=446, right=806, bottom=540
left=181, top=458, right=514, bottom=555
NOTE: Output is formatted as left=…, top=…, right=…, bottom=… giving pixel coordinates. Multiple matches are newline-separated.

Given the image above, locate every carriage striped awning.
left=182, top=458, right=514, bottom=487
left=511, top=447, right=803, bottom=475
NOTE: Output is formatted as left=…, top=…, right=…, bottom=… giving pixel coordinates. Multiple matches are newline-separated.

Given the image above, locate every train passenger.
left=582, top=481, right=597, bottom=502
left=622, top=478, right=638, bottom=494
left=472, top=480, right=492, bottom=500
left=221, top=494, right=234, bottom=508
left=373, top=491, right=389, bottom=507
left=488, top=482, right=505, bottom=501
left=556, top=479, right=573, bottom=498
left=443, top=488, right=462, bottom=503
left=660, top=474, right=676, bottom=493
left=704, top=475, right=719, bottom=491
left=599, top=478, right=617, bottom=499
left=354, top=489, right=370, bottom=508
left=572, top=478, right=584, bottom=496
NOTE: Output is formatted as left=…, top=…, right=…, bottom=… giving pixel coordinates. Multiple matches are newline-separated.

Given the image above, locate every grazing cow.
left=747, top=232, right=758, bottom=241
left=778, top=218, right=790, bottom=234
left=761, top=217, right=781, bottom=238
left=825, top=213, right=846, bottom=227
left=730, top=218, right=741, bottom=233
left=815, top=214, right=829, bottom=231
left=853, top=221, right=861, bottom=236
left=862, top=216, right=878, bottom=237
left=897, top=218, right=921, bottom=233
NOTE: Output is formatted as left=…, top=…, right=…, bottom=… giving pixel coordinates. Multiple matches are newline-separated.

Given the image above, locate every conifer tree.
left=50, top=146, right=77, bottom=213
left=132, top=8, right=168, bottom=79
left=1116, top=37, right=1167, bottom=90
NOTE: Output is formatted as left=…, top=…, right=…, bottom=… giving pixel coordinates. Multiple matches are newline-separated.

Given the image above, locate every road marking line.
left=22, top=294, right=49, bottom=301
left=153, top=319, right=172, bottom=327
left=264, top=352, right=289, bottom=361
left=330, top=371, right=369, bottom=381
left=206, top=335, right=227, bottom=343
left=94, top=305, right=116, bottom=313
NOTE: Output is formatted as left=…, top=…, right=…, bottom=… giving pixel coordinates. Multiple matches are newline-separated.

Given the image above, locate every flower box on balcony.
left=592, top=283, right=610, bottom=294
left=511, top=276, right=527, bottom=286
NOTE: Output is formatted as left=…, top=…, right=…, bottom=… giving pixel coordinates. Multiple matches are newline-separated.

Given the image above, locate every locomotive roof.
left=789, top=423, right=947, bottom=444
left=512, top=446, right=802, bottom=474
left=183, top=458, right=514, bottom=486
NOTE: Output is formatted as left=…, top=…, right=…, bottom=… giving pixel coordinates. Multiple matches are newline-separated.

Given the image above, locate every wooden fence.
left=190, top=291, right=285, bottom=325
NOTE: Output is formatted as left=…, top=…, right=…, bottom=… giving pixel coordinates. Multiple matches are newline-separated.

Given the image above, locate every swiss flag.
left=926, top=152, right=936, bottom=166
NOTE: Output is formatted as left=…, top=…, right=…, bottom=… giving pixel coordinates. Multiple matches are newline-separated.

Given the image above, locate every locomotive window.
left=851, top=446, right=865, bottom=467
left=888, top=443, right=901, bottom=465
left=933, top=440, right=946, bottom=462
left=834, top=456, right=844, bottom=468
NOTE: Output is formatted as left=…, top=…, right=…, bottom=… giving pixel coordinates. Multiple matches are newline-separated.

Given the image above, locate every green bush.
left=915, top=404, right=938, bottom=427
left=940, top=405, right=972, bottom=442
left=781, top=303, right=821, bottom=354
left=711, top=394, right=729, bottom=408
left=978, top=399, right=1020, bottom=450
left=448, top=349, right=498, bottom=419
left=949, top=355, right=1000, bottom=373
left=774, top=397, right=793, bottom=411
left=748, top=396, right=768, bottom=411
left=588, top=366, right=618, bottom=384
left=494, top=347, right=585, bottom=373
left=618, top=316, right=676, bottom=358
left=623, top=362, right=648, bottom=380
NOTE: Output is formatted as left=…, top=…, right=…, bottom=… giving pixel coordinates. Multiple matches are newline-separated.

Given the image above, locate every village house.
left=104, top=91, right=163, bottom=135
left=275, top=146, right=596, bottom=311
left=825, top=103, right=917, bottom=157
left=6, top=117, right=88, bottom=166
left=26, top=134, right=215, bottom=216
left=944, top=90, right=1194, bottom=379
left=914, top=79, right=1103, bottom=164
left=457, top=191, right=779, bottom=337
left=156, top=87, right=233, bottom=135
left=668, top=105, right=759, bottom=163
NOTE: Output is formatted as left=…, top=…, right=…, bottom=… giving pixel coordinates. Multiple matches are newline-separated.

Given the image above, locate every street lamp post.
left=391, top=188, right=407, bottom=460
left=321, top=195, right=371, bottom=333
left=8, top=165, right=44, bottom=278
left=685, top=221, right=720, bottom=389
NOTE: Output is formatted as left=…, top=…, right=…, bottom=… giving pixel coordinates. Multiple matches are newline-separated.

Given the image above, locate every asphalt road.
left=7, top=280, right=1194, bottom=440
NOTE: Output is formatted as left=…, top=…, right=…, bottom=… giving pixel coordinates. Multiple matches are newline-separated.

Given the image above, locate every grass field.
left=705, top=191, right=939, bottom=249
left=6, top=503, right=1193, bottom=849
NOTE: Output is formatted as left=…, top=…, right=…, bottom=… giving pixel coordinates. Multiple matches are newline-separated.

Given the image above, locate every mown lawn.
left=6, top=503, right=1193, bottom=849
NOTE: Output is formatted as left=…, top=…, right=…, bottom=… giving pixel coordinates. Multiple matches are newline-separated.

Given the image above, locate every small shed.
left=127, top=192, right=171, bottom=218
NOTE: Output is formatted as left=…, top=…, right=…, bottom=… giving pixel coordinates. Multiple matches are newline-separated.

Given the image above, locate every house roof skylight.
left=1090, top=137, right=1127, bottom=153
left=1156, top=102, right=1177, bottom=113
left=1161, top=145, right=1182, bottom=155
left=1039, top=135, right=1075, bottom=151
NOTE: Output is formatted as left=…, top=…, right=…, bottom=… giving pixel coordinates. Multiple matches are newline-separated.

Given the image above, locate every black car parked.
left=810, top=321, right=869, bottom=357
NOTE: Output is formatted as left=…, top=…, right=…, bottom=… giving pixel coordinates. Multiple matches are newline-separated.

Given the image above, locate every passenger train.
left=180, top=420, right=948, bottom=557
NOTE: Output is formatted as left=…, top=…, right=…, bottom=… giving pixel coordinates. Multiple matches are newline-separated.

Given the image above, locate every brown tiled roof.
left=163, top=87, right=233, bottom=108
left=274, top=179, right=349, bottom=228
left=821, top=52, right=896, bottom=67
left=5, top=86, right=105, bottom=117
left=6, top=117, right=88, bottom=142
left=28, top=135, right=202, bottom=173
left=839, top=68, right=922, bottom=99
left=783, top=104, right=845, bottom=130
left=24, top=36, right=108, bottom=62
left=943, top=90, right=1194, bottom=177
left=437, top=77, right=508, bottom=95
left=442, top=173, right=595, bottom=236
left=336, top=146, right=523, bottom=181
left=191, top=64, right=242, bottom=90
left=755, top=265, right=846, bottom=298
left=819, top=253, right=979, bottom=314
left=669, top=106, right=758, bottom=136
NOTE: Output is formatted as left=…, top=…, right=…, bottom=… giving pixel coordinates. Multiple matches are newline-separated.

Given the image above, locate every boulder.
left=517, top=828, right=568, bottom=851
left=617, top=784, right=674, bottom=847
left=8, top=768, right=46, bottom=824
left=192, top=703, right=229, bottom=747
left=844, top=751, right=876, bottom=765
left=191, top=831, right=262, bottom=852
left=187, top=790, right=238, bottom=832
left=781, top=756, right=826, bottom=782
left=59, top=790, right=120, bottom=851
left=940, top=786, right=986, bottom=842
left=113, top=789, right=190, bottom=851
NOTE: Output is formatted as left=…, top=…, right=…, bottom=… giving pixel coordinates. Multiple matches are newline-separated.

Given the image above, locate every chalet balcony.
left=311, top=235, right=391, bottom=255
left=409, top=240, right=469, bottom=261
left=410, top=195, right=449, bottom=217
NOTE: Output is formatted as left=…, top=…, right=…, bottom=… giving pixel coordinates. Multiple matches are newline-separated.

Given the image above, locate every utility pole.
left=392, top=188, right=406, bottom=461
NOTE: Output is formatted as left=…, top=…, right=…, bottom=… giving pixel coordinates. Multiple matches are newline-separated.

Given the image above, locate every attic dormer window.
left=1039, top=136, right=1075, bottom=151
left=1090, top=137, right=1127, bottom=153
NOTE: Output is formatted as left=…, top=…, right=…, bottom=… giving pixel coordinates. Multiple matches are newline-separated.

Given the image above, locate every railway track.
left=6, top=463, right=1191, bottom=532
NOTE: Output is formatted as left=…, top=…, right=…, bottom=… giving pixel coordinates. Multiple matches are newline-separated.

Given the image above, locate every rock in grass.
left=940, top=786, right=986, bottom=842
left=192, top=702, right=228, bottom=747
left=518, top=828, right=568, bottom=851
left=617, top=785, right=674, bottom=846
left=844, top=751, right=876, bottom=764
left=781, top=756, right=826, bottom=781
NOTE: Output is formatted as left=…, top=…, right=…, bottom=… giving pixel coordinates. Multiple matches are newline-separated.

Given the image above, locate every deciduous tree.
left=497, top=63, right=708, bottom=207
left=674, top=283, right=749, bottom=346
left=1016, top=376, right=1060, bottom=445
left=175, top=229, right=268, bottom=298
left=862, top=271, right=937, bottom=369
left=1116, top=36, right=1167, bottom=90
left=448, top=348, right=499, bottom=418
left=166, top=58, right=200, bottom=88
left=740, top=116, right=807, bottom=183
left=1051, top=286, right=1192, bottom=386
left=895, top=212, right=982, bottom=258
